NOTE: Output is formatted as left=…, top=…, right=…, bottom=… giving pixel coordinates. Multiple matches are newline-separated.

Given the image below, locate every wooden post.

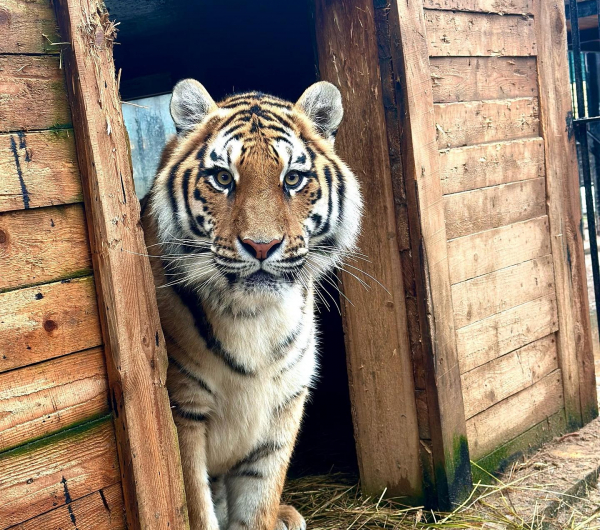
left=52, top=1, right=189, bottom=528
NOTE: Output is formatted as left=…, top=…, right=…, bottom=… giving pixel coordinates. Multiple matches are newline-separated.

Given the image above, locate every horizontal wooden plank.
left=439, top=137, right=545, bottom=195
left=0, top=0, right=61, bottom=54
left=461, top=334, right=558, bottom=419
left=444, top=177, right=546, bottom=240
left=425, top=10, right=537, bottom=57
left=0, top=277, right=102, bottom=373
left=0, top=418, right=120, bottom=527
left=0, top=55, right=71, bottom=133
left=447, top=216, right=551, bottom=284
left=452, top=254, right=555, bottom=329
left=467, top=370, right=564, bottom=459
left=10, top=483, right=126, bottom=530
left=0, top=204, right=92, bottom=292
left=431, top=57, right=538, bottom=104
left=423, top=0, right=533, bottom=14
left=0, top=347, right=108, bottom=452
left=0, top=129, right=82, bottom=213
left=435, top=97, right=540, bottom=149
left=457, top=295, right=559, bottom=374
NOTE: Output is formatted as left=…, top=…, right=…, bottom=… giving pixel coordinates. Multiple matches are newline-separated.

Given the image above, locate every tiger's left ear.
left=295, top=82, right=343, bottom=143
left=170, top=79, right=216, bottom=136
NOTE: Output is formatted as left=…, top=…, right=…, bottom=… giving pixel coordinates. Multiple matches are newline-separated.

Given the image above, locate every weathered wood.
left=447, top=216, right=551, bottom=284
left=452, top=254, right=555, bottom=329
left=461, top=335, right=558, bottom=418
left=456, top=294, right=559, bottom=373
left=431, top=57, right=538, bottom=104
left=53, top=2, right=189, bottom=528
left=435, top=98, right=540, bottom=149
left=444, top=177, right=546, bottom=240
left=439, top=137, right=545, bottom=195
left=0, top=276, right=102, bottom=373
left=0, top=129, right=82, bottom=213
left=425, top=10, right=537, bottom=57
left=0, top=204, right=92, bottom=292
left=0, top=0, right=61, bottom=54
left=0, top=347, right=109, bottom=452
left=0, top=418, right=120, bottom=527
left=423, top=0, right=533, bottom=14
left=467, top=370, right=564, bottom=459
left=313, top=0, right=423, bottom=500
left=0, top=55, right=71, bottom=133
left=11, top=483, right=126, bottom=530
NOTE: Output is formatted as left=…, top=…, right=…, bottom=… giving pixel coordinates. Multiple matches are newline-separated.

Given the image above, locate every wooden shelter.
left=0, top=0, right=597, bottom=527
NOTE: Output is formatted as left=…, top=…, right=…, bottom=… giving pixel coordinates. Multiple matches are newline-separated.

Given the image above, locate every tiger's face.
left=149, top=80, right=362, bottom=303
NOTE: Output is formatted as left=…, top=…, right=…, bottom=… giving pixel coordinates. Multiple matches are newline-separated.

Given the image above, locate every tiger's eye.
left=284, top=171, right=301, bottom=188
left=216, top=170, right=233, bottom=187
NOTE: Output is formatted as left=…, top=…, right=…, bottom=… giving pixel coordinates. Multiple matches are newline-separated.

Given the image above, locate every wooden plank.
left=0, top=0, right=61, bottom=54
left=425, top=10, right=537, bottom=57
left=0, top=347, right=109, bottom=452
left=435, top=97, right=540, bottom=149
left=461, top=335, right=558, bottom=419
left=0, top=418, right=120, bottom=527
left=439, top=137, right=545, bottom=195
left=456, top=295, right=559, bottom=374
left=0, top=204, right=92, bottom=292
left=0, top=276, right=102, bottom=373
left=423, top=0, right=533, bottom=14
left=10, top=483, right=126, bottom=530
left=444, top=177, right=546, bottom=240
left=0, top=55, right=71, bottom=133
left=535, top=1, right=598, bottom=425
left=431, top=57, right=538, bottom=104
left=0, top=129, right=82, bottom=213
left=313, top=0, right=423, bottom=501
left=447, top=216, right=551, bottom=284
left=53, top=2, right=189, bottom=528
left=467, top=370, right=564, bottom=459
left=452, top=255, right=555, bottom=329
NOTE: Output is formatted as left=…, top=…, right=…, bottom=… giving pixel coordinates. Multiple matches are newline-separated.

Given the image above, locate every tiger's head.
left=148, top=79, right=362, bottom=305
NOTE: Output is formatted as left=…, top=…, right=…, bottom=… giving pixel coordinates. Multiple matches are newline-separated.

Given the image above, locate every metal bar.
left=566, top=0, right=598, bottom=19
left=574, top=116, right=600, bottom=124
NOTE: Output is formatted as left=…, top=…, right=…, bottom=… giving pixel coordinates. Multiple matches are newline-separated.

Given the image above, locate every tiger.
left=141, top=78, right=363, bottom=530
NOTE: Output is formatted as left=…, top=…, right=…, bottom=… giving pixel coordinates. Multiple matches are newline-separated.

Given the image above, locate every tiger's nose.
left=240, top=238, right=282, bottom=261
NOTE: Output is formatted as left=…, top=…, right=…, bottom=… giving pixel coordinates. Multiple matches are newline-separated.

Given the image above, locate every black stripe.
left=271, top=324, right=303, bottom=360
left=10, top=135, right=30, bottom=209
left=171, top=402, right=208, bottom=422
left=314, top=165, right=333, bottom=237
left=274, top=387, right=307, bottom=414
left=182, top=168, right=205, bottom=237
left=231, top=441, right=282, bottom=471
left=230, top=469, right=264, bottom=479
left=168, top=355, right=213, bottom=395
left=277, top=341, right=312, bottom=376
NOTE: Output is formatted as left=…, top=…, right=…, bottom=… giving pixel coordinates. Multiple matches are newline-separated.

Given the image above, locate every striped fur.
left=142, top=80, right=362, bottom=530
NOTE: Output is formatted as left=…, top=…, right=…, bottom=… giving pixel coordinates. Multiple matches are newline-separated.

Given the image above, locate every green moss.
left=434, top=435, right=472, bottom=510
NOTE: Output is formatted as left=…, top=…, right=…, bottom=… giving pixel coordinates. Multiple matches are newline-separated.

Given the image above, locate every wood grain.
left=423, top=0, right=533, bottom=14
left=0, top=0, right=61, bottom=54
left=425, top=10, right=537, bottom=57
left=435, top=98, right=540, bottom=149
left=0, top=204, right=92, bottom=292
left=431, top=57, right=538, bottom=104
left=0, top=55, right=71, bottom=133
left=0, top=347, right=109, bottom=452
left=439, top=137, right=545, bottom=195
left=0, top=129, right=82, bottom=213
left=456, top=295, right=559, bottom=373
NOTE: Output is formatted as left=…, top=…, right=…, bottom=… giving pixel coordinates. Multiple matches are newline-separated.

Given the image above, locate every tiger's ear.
left=170, top=79, right=216, bottom=136
left=295, top=81, right=343, bottom=143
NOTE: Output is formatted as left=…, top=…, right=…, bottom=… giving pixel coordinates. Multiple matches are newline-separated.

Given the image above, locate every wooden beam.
left=52, top=1, right=189, bottom=528
left=0, top=0, right=61, bottom=54
left=423, top=0, right=534, bottom=14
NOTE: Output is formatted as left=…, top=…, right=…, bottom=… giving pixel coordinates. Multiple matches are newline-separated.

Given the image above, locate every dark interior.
left=106, top=0, right=358, bottom=477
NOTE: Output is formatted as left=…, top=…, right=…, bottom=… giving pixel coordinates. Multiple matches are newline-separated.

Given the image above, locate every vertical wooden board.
left=313, top=0, right=423, bottom=500
left=456, top=295, right=559, bottom=373
left=447, top=216, right=551, bottom=284
left=0, top=0, right=61, bottom=54
left=439, top=137, right=545, bottom=195
left=424, top=10, right=537, bottom=57
left=435, top=98, right=540, bottom=149
left=0, top=56, right=71, bottom=133
left=431, top=57, right=538, bottom=104
left=0, top=277, right=102, bottom=373
left=11, top=483, right=126, bottom=530
left=467, top=370, right=564, bottom=459
left=461, top=334, right=558, bottom=418
left=0, top=129, right=82, bottom=213
left=422, top=0, right=533, bottom=14
left=0, top=419, right=120, bottom=527
left=452, top=255, right=555, bottom=329
left=0, top=347, right=109, bottom=452
left=0, top=204, right=92, bottom=292
left=444, top=177, right=546, bottom=240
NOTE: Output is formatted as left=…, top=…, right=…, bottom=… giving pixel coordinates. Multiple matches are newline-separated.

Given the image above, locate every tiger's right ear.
left=170, top=79, right=216, bottom=136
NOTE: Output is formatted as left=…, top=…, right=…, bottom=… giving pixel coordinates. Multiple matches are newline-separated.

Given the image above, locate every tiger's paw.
left=275, top=504, right=306, bottom=530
